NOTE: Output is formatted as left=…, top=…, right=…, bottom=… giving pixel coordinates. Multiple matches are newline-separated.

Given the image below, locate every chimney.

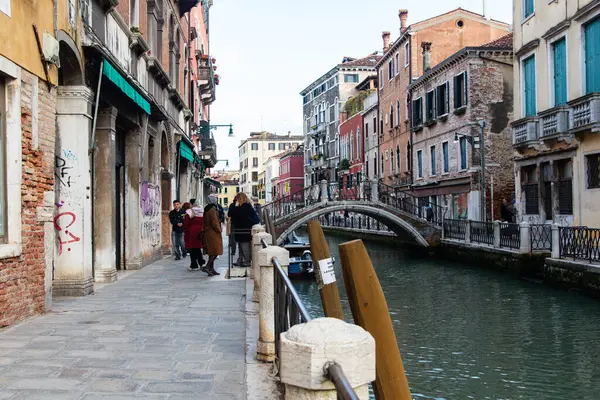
left=422, top=42, right=432, bottom=71
left=382, top=31, right=391, bottom=53
left=399, top=9, right=409, bottom=32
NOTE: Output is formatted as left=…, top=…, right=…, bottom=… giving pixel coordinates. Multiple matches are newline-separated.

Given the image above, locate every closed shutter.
left=463, top=71, right=468, bottom=106
left=585, top=17, right=600, bottom=94
left=524, top=56, right=537, bottom=116
left=553, top=38, right=567, bottom=105
left=445, top=81, right=450, bottom=113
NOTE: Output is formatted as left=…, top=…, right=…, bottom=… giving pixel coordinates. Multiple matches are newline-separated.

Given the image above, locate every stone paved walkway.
left=0, top=255, right=246, bottom=400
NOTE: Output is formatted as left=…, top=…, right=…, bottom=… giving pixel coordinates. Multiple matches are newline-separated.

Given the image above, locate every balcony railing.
left=539, top=106, right=569, bottom=138
left=569, top=93, right=600, bottom=133
left=512, top=117, right=539, bottom=148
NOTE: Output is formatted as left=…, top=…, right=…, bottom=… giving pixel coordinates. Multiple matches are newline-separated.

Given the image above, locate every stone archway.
left=57, top=31, right=84, bottom=86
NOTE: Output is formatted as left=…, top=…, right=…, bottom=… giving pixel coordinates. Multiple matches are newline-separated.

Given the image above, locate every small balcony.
left=568, top=93, right=600, bottom=134
left=512, top=117, right=539, bottom=149
left=539, top=105, right=570, bottom=141
left=198, top=134, right=217, bottom=168
left=309, top=122, right=327, bottom=137
left=198, top=59, right=216, bottom=105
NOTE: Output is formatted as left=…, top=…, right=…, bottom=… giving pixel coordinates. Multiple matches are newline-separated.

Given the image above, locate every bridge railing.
left=261, top=185, right=321, bottom=221
left=558, top=226, right=600, bottom=263
left=378, top=182, right=445, bottom=226
left=319, top=213, right=393, bottom=234
left=256, top=236, right=362, bottom=399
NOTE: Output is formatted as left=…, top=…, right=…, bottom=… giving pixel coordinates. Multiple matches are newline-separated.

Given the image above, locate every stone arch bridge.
left=261, top=181, right=444, bottom=247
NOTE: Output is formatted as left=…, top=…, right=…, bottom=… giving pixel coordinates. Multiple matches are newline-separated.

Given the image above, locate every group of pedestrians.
left=169, top=192, right=260, bottom=276
left=169, top=195, right=224, bottom=276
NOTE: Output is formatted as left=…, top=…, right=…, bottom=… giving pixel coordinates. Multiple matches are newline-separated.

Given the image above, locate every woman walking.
left=203, top=194, right=223, bottom=276
left=183, top=202, right=205, bottom=271
left=228, top=192, right=259, bottom=269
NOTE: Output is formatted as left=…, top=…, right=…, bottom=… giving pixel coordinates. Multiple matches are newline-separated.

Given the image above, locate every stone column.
left=252, top=231, right=272, bottom=303
left=551, top=223, right=560, bottom=258
left=280, top=318, right=375, bottom=399
left=371, top=180, right=379, bottom=202
left=53, top=86, right=95, bottom=295
left=493, top=221, right=501, bottom=248
left=93, top=106, right=118, bottom=283
left=125, top=127, right=142, bottom=270
left=250, top=224, right=266, bottom=279
left=257, top=245, right=289, bottom=362
left=519, top=221, right=531, bottom=253
left=465, top=220, right=472, bottom=243
left=320, top=180, right=328, bottom=204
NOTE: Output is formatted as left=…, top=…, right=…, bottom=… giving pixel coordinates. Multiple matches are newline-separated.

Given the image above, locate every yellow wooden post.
left=339, top=239, right=412, bottom=400
left=307, top=220, right=344, bottom=320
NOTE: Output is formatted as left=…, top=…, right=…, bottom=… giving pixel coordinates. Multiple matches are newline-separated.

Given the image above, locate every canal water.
left=292, top=231, right=600, bottom=400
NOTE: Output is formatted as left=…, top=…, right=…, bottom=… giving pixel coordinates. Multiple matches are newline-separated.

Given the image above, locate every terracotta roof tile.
left=339, top=54, right=382, bottom=68
left=481, top=33, right=513, bottom=49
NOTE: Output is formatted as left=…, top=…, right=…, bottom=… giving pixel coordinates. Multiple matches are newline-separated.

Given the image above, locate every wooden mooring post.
left=339, top=239, right=412, bottom=400
left=307, top=220, right=344, bottom=320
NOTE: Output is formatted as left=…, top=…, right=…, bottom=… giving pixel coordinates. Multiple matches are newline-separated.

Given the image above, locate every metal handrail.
left=263, top=235, right=358, bottom=398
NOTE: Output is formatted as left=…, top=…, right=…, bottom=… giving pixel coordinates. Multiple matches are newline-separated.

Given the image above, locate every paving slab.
left=0, top=252, right=246, bottom=399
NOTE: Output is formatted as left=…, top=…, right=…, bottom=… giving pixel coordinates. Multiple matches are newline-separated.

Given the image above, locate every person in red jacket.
left=182, top=202, right=206, bottom=271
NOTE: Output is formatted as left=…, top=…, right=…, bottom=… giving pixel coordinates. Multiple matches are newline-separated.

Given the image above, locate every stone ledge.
left=545, top=258, right=600, bottom=274
left=53, top=277, right=94, bottom=297
left=442, top=239, right=526, bottom=257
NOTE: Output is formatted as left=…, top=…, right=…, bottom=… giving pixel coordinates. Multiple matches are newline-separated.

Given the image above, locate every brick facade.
left=0, top=71, right=55, bottom=327
left=409, top=43, right=514, bottom=221
left=376, top=9, right=510, bottom=189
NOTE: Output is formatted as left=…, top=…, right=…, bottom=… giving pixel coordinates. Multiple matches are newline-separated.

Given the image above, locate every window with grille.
left=587, top=153, right=600, bottom=189
left=522, top=165, right=539, bottom=214
left=541, top=162, right=552, bottom=219
left=557, top=159, right=573, bottom=214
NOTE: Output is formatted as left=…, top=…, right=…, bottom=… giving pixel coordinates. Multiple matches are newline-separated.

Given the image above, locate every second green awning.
left=179, top=141, right=194, bottom=162
left=102, top=59, right=151, bottom=115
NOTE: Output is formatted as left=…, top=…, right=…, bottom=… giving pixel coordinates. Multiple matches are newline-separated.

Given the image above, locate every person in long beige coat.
left=203, top=194, right=223, bottom=275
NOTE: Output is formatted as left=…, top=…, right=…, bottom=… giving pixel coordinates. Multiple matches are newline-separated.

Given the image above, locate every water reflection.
left=293, top=231, right=600, bottom=399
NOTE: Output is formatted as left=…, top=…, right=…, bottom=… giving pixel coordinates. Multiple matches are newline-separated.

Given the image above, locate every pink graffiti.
left=54, top=212, right=81, bottom=255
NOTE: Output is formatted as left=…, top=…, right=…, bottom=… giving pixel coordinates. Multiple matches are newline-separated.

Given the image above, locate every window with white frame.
left=350, top=133, right=354, bottom=160
left=379, top=70, right=383, bottom=89
left=521, top=55, right=536, bottom=117
left=523, top=0, right=534, bottom=20
left=417, top=150, right=423, bottom=178
left=390, top=150, right=394, bottom=173
left=396, top=100, right=401, bottom=126
left=436, top=82, right=449, bottom=116
left=404, top=42, right=410, bottom=67
left=406, top=143, right=411, bottom=171
left=396, top=146, right=401, bottom=171
left=130, top=0, right=139, bottom=27
left=442, top=141, right=449, bottom=173
left=430, top=145, right=436, bottom=176
left=454, top=72, right=468, bottom=109
left=356, top=128, right=361, bottom=159
left=395, top=53, right=400, bottom=75
left=388, top=59, right=394, bottom=80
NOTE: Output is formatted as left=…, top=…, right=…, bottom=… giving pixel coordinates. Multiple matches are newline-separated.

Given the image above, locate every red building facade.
left=279, top=148, right=305, bottom=197
left=339, top=113, right=364, bottom=198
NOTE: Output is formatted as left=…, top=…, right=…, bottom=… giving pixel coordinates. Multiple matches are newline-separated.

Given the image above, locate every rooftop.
left=482, top=32, right=513, bottom=48
left=339, top=53, right=382, bottom=69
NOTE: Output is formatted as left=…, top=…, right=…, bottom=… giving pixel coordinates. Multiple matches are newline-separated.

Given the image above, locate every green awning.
left=204, top=177, right=222, bottom=189
left=179, top=141, right=194, bottom=162
left=102, top=59, right=151, bottom=115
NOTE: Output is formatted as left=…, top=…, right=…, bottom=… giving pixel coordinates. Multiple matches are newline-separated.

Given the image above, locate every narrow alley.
left=0, top=257, right=245, bottom=400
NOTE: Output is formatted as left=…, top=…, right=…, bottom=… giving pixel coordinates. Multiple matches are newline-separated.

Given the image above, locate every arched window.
left=397, top=100, right=401, bottom=125
left=374, top=156, right=378, bottom=178
left=381, top=154, right=385, bottom=175
left=390, top=150, right=394, bottom=173
left=396, top=146, right=401, bottom=171
left=350, top=133, right=354, bottom=160
left=406, top=143, right=411, bottom=171
left=390, top=105, right=394, bottom=129
left=356, top=128, right=361, bottom=159
left=168, top=15, right=175, bottom=82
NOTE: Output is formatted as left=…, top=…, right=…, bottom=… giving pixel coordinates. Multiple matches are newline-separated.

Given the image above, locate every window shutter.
left=585, top=17, right=600, bottom=94
left=553, top=38, right=567, bottom=105
left=445, top=81, right=450, bottom=113
left=524, top=56, right=537, bottom=116
left=453, top=76, right=459, bottom=108
left=463, top=71, right=468, bottom=106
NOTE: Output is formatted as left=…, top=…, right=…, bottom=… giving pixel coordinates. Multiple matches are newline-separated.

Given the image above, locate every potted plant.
left=130, top=26, right=141, bottom=34
left=340, top=159, right=350, bottom=170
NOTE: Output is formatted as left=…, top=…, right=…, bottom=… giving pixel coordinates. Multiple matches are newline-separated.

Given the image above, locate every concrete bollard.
left=551, top=223, right=560, bottom=258
left=280, top=317, right=375, bottom=399
left=252, top=231, right=272, bottom=303
left=519, top=221, right=531, bottom=253
left=493, top=221, right=501, bottom=248
left=257, top=245, right=289, bottom=362
left=250, top=225, right=266, bottom=279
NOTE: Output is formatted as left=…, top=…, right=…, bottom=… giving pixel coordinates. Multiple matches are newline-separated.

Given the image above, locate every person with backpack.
left=228, top=192, right=259, bottom=269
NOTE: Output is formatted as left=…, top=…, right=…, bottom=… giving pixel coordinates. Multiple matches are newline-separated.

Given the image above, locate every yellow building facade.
left=218, top=180, right=239, bottom=210
left=512, top=0, right=600, bottom=227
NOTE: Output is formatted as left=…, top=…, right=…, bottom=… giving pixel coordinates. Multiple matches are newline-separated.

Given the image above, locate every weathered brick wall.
left=0, top=71, right=55, bottom=327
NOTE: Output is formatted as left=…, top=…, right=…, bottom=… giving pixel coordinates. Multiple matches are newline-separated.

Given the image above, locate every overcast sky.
left=207, top=0, right=512, bottom=171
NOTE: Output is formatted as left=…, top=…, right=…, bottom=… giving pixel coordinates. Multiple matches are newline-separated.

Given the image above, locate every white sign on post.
left=318, top=258, right=336, bottom=286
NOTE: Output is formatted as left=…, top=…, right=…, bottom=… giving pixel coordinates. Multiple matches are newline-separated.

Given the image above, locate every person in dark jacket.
left=228, top=192, right=259, bottom=268
left=500, top=198, right=514, bottom=222
left=183, top=202, right=205, bottom=272
left=169, top=200, right=186, bottom=260
left=203, top=194, right=223, bottom=276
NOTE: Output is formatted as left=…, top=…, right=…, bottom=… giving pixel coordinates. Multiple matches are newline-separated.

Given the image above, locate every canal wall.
left=543, top=258, right=600, bottom=299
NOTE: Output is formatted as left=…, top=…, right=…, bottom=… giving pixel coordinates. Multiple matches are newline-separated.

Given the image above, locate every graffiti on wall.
left=55, top=155, right=76, bottom=188
left=54, top=211, right=81, bottom=255
left=140, top=182, right=161, bottom=248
